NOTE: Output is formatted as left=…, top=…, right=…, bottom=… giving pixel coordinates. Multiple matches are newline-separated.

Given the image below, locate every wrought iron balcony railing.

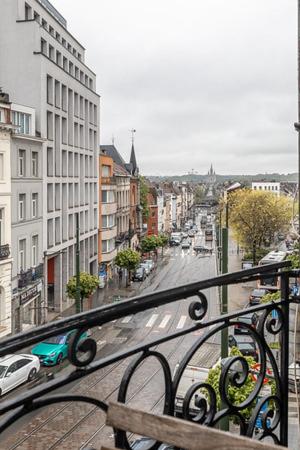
left=0, top=260, right=297, bottom=448
left=0, top=244, right=10, bottom=260
left=17, top=263, right=44, bottom=289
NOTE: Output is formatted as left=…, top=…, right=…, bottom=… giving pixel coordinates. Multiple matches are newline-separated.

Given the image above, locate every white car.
left=144, top=259, right=154, bottom=271
left=139, top=262, right=151, bottom=276
left=0, top=354, right=40, bottom=396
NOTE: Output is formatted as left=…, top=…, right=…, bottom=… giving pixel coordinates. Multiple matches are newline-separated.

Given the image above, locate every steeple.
left=130, top=143, right=138, bottom=176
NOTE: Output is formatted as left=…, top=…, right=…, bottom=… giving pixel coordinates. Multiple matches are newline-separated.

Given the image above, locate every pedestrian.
left=118, top=268, right=123, bottom=286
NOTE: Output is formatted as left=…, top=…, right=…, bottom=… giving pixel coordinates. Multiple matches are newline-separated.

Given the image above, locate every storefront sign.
left=19, top=281, right=42, bottom=306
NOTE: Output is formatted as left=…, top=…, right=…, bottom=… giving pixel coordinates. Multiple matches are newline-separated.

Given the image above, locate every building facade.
left=11, top=103, right=44, bottom=333
left=252, top=182, right=280, bottom=197
left=99, top=151, right=117, bottom=285
left=0, top=93, right=13, bottom=337
left=0, top=0, right=99, bottom=315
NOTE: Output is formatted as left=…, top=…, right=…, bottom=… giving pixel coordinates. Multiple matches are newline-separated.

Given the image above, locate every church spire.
left=129, top=129, right=138, bottom=176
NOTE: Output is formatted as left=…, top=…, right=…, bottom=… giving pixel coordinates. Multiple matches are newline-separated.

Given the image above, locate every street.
left=1, top=216, right=221, bottom=450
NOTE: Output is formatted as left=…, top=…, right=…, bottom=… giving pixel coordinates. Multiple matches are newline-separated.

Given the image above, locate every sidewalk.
left=228, top=235, right=255, bottom=312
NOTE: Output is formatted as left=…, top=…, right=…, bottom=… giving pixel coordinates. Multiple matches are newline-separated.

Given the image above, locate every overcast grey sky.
left=52, top=0, right=297, bottom=175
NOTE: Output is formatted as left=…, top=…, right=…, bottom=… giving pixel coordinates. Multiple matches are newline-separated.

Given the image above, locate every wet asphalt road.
left=1, top=216, right=221, bottom=449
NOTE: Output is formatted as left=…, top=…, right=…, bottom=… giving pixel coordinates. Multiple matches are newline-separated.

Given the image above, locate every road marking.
left=193, top=329, right=204, bottom=336
left=97, top=340, right=106, bottom=349
left=121, top=316, right=132, bottom=323
left=159, top=314, right=171, bottom=328
left=146, top=314, right=159, bottom=328
left=176, top=315, right=187, bottom=329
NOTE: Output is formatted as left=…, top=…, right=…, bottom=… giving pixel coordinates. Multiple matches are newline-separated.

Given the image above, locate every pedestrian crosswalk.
left=289, top=392, right=300, bottom=425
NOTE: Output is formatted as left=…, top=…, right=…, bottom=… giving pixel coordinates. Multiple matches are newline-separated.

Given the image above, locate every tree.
left=228, top=189, right=292, bottom=264
left=139, top=176, right=150, bottom=220
left=157, top=233, right=169, bottom=256
left=141, top=235, right=159, bottom=254
left=66, top=272, right=99, bottom=310
left=115, top=248, right=141, bottom=286
left=194, top=185, right=205, bottom=204
left=261, top=291, right=281, bottom=304
left=206, top=347, right=275, bottom=424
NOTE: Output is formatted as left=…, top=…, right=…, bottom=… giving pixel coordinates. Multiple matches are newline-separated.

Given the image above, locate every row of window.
left=18, top=235, right=38, bottom=272
left=12, top=112, right=31, bottom=135
left=18, top=150, right=39, bottom=177
left=46, top=111, right=97, bottom=152
left=18, top=193, right=38, bottom=221
left=25, top=3, right=83, bottom=63
left=253, top=185, right=279, bottom=191
left=47, top=209, right=98, bottom=247
left=41, top=39, right=93, bottom=90
left=46, top=77, right=97, bottom=124
left=47, top=147, right=97, bottom=178
left=101, top=190, right=115, bottom=204
left=47, top=182, right=98, bottom=212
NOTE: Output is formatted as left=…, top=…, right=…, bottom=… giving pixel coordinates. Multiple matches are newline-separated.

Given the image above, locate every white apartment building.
left=252, top=182, right=280, bottom=197
left=0, top=0, right=99, bottom=314
left=11, top=102, right=44, bottom=333
left=0, top=94, right=13, bottom=337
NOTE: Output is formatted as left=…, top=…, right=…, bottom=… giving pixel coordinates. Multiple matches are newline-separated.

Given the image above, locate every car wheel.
left=56, top=353, right=63, bottom=365
left=28, top=368, right=37, bottom=381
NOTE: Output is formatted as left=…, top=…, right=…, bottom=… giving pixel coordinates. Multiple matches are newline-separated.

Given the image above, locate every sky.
left=51, top=0, right=297, bottom=176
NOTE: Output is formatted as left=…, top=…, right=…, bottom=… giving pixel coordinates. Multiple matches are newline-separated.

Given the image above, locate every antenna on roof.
left=112, top=134, right=115, bottom=145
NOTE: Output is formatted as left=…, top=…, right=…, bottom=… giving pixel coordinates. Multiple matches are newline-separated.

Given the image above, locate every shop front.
left=12, top=280, right=43, bottom=333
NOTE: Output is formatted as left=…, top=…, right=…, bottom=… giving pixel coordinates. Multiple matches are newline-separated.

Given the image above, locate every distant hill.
left=147, top=173, right=298, bottom=183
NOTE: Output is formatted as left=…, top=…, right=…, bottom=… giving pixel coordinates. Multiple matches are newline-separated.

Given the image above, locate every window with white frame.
left=101, top=190, right=115, bottom=203
left=102, top=238, right=115, bottom=253
left=32, top=152, right=38, bottom=177
left=19, top=239, right=26, bottom=272
left=18, top=149, right=26, bottom=176
left=32, top=235, right=38, bottom=267
left=0, top=154, right=3, bottom=180
left=101, top=165, right=110, bottom=177
left=12, top=112, right=30, bottom=135
left=102, top=215, right=115, bottom=229
left=19, top=194, right=26, bottom=220
left=0, top=209, right=3, bottom=245
left=32, top=193, right=38, bottom=218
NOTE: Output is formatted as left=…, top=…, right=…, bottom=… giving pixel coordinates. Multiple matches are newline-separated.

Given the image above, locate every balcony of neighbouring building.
left=17, top=264, right=44, bottom=290
left=0, top=244, right=10, bottom=261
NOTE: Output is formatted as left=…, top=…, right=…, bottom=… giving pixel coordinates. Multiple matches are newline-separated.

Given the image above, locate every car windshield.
left=238, top=343, right=254, bottom=350
left=238, top=316, right=252, bottom=324
left=0, top=366, right=7, bottom=378
left=44, top=335, right=67, bottom=345
left=252, top=289, right=265, bottom=296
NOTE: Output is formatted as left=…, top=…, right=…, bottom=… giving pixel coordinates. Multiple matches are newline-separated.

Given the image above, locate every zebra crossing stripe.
left=121, top=316, right=132, bottom=323
left=146, top=314, right=159, bottom=328
left=159, top=314, right=171, bottom=328
left=176, top=315, right=187, bottom=329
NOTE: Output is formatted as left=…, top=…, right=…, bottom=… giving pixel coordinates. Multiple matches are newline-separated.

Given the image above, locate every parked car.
left=0, top=354, right=40, bottom=396
left=194, top=245, right=212, bottom=255
left=234, top=313, right=258, bottom=334
left=249, top=288, right=268, bottom=305
left=139, top=262, right=151, bottom=276
left=181, top=240, right=191, bottom=249
left=31, top=330, right=87, bottom=366
left=132, top=437, right=173, bottom=450
left=288, top=361, right=300, bottom=392
left=188, top=230, right=195, bottom=238
left=170, top=238, right=181, bottom=246
left=144, top=259, right=154, bottom=271
left=229, top=335, right=258, bottom=361
left=132, top=267, right=146, bottom=281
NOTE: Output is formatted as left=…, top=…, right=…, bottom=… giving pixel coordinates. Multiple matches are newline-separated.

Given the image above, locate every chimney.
left=0, top=89, right=10, bottom=104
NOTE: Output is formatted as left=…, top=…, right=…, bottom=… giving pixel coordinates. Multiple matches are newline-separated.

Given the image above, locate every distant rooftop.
left=38, top=0, right=67, bottom=28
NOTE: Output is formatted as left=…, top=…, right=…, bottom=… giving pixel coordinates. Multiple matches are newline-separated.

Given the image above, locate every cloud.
left=52, top=0, right=297, bottom=175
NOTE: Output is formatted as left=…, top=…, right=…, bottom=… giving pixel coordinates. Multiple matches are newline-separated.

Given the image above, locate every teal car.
left=31, top=330, right=87, bottom=366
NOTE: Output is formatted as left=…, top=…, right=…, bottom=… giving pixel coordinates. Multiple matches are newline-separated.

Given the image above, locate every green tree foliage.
left=194, top=185, right=205, bottom=204
left=66, top=272, right=99, bottom=300
left=115, top=249, right=141, bottom=271
left=260, top=291, right=281, bottom=304
left=139, top=176, right=150, bottom=220
left=115, top=249, right=141, bottom=286
left=286, top=252, right=300, bottom=269
left=141, top=235, right=159, bottom=253
left=228, top=189, right=292, bottom=264
left=157, top=233, right=169, bottom=256
left=206, top=347, right=275, bottom=423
